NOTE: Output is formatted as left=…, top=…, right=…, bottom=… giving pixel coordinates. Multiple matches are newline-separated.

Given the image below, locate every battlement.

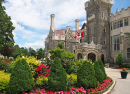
left=110, top=7, right=130, bottom=22
left=85, top=0, right=113, bottom=9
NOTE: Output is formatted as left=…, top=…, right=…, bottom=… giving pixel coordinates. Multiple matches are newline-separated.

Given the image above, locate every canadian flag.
left=74, top=32, right=84, bottom=38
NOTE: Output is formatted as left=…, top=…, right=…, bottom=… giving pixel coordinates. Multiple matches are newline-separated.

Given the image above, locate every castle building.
left=45, top=0, right=130, bottom=64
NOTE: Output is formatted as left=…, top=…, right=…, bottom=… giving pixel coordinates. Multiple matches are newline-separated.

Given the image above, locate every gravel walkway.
left=105, top=68, right=130, bottom=94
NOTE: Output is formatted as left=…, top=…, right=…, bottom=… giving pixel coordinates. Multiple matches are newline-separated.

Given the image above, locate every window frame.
left=113, top=35, right=120, bottom=51
left=127, top=48, right=130, bottom=59
left=124, top=18, right=129, bottom=26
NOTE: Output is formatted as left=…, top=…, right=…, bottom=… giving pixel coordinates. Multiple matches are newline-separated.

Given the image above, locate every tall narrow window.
left=102, top=12, right=104, bottom=18
left=104, top=29, right=105, bottom=36
left=104, top=39, right=106, bottom=44
left=114, top=37, right=117, bottom=51
left=117, top=21, right=120, bottom=28
left=124, top=18, right=128, bottom=26
left=113, top=35, right=120, bottom=51
left=117, top=36, right=120, bottom=50
left=120, top=20, right=123, bottom=27
left=114, top=22, right=116, bottom=29
left=127, top=48, right=130, bottom=58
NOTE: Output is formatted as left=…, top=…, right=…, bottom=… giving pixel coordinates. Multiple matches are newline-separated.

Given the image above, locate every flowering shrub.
left=22, top=87, right=86, bottom=94
left=121, top=68, right=127, bottom=72
left=87, top=78, right=112, bottom=94
left=36, top=64, right=50, bottom=78
left=22, top=78, right=112, bottom=94
left=0, top=59, right=14, bottom=73
left=116, top=67, right=123, bottom=69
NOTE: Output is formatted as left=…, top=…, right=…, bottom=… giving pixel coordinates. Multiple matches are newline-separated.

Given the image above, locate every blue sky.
left=3, top=0, right=130, bottom=50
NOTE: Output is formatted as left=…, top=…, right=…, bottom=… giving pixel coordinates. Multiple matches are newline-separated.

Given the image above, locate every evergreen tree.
left=48, top=57, right=67, bottom=91
left=0, top=0, right=15, bottom=51
left=94, top=61, right=104, bottom=83
left=7, top=59, right=34, bottom=94
left=116, top=52, right=124, bottom=67
left=98, top=59, right=107, bottom=80
left=77, top=60, right=97, bottom=88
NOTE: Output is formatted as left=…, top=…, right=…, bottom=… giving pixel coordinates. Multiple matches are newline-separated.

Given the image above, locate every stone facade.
left=45, top=14, right=87, bottom=57
left=110, top=7, right=130, bottom=64
left=45, top=0, right=130, bottom=64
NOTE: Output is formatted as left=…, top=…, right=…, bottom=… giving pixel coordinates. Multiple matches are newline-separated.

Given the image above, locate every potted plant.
left=121, top=68, right=128, bottom=79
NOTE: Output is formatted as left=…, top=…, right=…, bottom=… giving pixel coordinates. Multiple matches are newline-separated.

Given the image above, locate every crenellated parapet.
left=110, top=7, right=130, bottom=22
left=85, top=0, right=113, bottom=9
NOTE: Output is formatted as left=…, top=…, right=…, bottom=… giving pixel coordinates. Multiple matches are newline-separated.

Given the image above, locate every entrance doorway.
left=101, top=54, right=105, bottom=64
left=77, top=53, right=82, bottom=60
left=88, top=53, right=96, bottom=62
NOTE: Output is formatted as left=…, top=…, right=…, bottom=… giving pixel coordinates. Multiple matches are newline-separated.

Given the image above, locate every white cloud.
left=4, top=0, right=88, bottom=29
left=19, top=41, right=45, bottom=50
left=3, top=0, right=89, bottom=49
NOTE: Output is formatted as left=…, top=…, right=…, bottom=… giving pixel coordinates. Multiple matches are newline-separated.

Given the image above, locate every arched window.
left=77, top=53, right=82, bottom=60
left=88, top=53, right=96, bottom=62
left=101, top=54, right=105, bottom=64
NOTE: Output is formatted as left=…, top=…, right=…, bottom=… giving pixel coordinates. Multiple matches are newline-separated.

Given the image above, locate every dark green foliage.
left=116, top=52, right=124, bottom=67
left=57, top=42, right=64, bottom=49
left=77, top=61, right=97, bottom=88
left=36, top=48, right=45, bottom=60
left=44, top=57, right=52, bottom=68
left=48, top=57, right=67, bottom=91
left=98, top=59, right=107, bottom=80
left=49, top=47, right=65, bottom=59
left=94, top=61, right=104, bottom=83
left=0, top=0, right=15, bottom=51
left=0, top=45, right=13, bottom=57
left=7, top=59, right=34, bottom=94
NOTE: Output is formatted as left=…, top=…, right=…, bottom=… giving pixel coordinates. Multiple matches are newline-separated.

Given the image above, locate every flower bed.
left=23, top=78, right=113, bottom=94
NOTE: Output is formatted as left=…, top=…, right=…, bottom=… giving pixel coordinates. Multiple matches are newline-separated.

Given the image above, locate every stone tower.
left=85, top=0, right=113, bottom=62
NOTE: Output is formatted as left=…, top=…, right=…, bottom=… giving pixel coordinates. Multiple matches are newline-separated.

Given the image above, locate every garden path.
left=105, top=68, right=130, bottom=94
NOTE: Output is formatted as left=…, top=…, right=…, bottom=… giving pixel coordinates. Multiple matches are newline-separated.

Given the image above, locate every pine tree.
left=0, top=0, right=15, bottom=51
left=94, top=61, right=104, bottom=83
left=116, top=52, right=124, bottom=67
left=77, top=60, right=97, bottom=88
left=7, top=59, right=34, bottom=94
left=98, top=59, right=107, bottom=80
left=48, top=57, right=67, bottom=91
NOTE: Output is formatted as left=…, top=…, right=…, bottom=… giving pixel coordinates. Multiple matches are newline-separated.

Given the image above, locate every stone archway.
left=77, top=53, right=82, bottom=60
left=101, top=54, right=105, bottom=64
left=88, top=53, right=96, bottom=62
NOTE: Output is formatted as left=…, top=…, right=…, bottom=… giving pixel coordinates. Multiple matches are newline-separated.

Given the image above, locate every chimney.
left=50, top=14, right=55, bottom=31
left=75, top=19, right=79, bottom=31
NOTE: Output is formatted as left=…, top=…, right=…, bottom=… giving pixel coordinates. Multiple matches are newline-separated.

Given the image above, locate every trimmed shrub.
left=0, top=71, right=10, bottom=93
left=94, top=61, right=104, bottom=83
left=98, top=59, right=107, bottom=80
left=48, top=57, right=67, bottom=91
left=13, top=56, right=40, bottom=77
left=116, top=52, right=124, bottom=67
left=7, top=59, right=34, bottom=94
left=77, top=60, right=97, bottom=88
